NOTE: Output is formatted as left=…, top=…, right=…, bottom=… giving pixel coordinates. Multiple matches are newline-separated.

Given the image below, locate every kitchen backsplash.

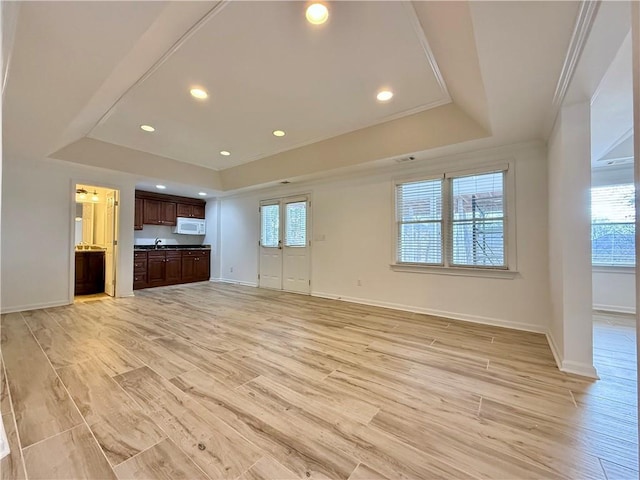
left=134, top=224, right=205, bottom=246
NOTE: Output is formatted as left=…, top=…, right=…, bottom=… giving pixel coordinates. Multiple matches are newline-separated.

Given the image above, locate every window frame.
left=391, top=163, right=517, bottom=278
left=590, top=183, right=635, bottom=268
left=395, top=174, right=445, bottom=266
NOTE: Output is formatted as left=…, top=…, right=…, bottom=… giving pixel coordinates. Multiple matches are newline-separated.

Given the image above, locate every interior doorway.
left=73, top=184, right=120, bottom=300
left=259, top=195, right=310, bottom=294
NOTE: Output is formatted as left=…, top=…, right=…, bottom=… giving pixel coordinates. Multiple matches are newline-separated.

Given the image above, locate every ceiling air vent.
left=597, top=156, right=633, bottom=166
left=395, top=156, right=416, bottom=164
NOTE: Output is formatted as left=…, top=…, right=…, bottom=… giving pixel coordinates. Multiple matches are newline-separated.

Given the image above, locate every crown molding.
left=551, top=1, right=600, bottom=110
left=403, top=1, right=451, bottom=102
left=91, top=0, right=231, bottom=131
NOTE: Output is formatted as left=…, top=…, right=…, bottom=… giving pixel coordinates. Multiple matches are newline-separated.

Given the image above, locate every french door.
left=259, top=195, right=310, bottom=293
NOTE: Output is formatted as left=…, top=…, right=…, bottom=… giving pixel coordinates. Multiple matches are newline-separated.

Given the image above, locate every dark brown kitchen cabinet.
left=75, top=251, right=105, bottom=295
left=145, top=250, right=182, bottom=287
left=143, top=199, right=176, bottom=226
left=177, top=203, right=205, bottom=219
left=134, top=197, right=144, bottom=230
left=135, top=249, right=209, bottom=290
left=181, top=249, right=210, bottom=282
left=135, top=190, right=205, bottom=230
left=133, top=251, right=148, bottom=289
left=194, top=250, right=210, bottom=280
left=147, top=251, right=166, bottom=287
left=165, top=251, right=182, bottom=284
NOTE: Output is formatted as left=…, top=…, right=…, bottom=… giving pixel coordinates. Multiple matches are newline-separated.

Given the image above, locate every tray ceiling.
left=88, top=1, right=450, bottom=171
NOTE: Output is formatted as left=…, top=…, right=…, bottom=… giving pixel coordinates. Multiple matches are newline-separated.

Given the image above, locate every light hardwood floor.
left=1, top=283, right=637, bottom=479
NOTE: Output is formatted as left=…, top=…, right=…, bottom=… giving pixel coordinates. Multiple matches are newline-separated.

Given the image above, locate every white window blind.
left=396, top=179, right=443, bottom=264
left=449, top=172, right=505, bottom=267
left=260, top=204, right=279, bottom=247
left=285, top=201, right=307, bottom=247
left=591, top=184, right=635, bottom=266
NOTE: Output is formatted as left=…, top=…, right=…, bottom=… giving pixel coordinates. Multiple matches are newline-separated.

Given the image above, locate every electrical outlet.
left=357, top=279, right=362, bottom=286
left=230, top=267, right=234, bottom=273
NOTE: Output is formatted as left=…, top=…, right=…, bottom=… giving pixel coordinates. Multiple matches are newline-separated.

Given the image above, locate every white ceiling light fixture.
left=140, top=124, right=155, bottom=132
left=156, top=184, right=166, bottom=190
left=220, top=150, right=231, bottom=156
left=376, top=90, right=394, bottom=102
left=272, top=130, right=286, bottom=137
left=198, top=192, right=207, bottom=196
left=190, top=87, right=208, bottom=100
left=91, top=190, right=99, bottom=202
left=306, top=3, right=329, bottom=25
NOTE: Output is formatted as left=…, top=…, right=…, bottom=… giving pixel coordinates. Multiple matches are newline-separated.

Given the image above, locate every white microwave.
left=174, top=217, right=206, bottom=235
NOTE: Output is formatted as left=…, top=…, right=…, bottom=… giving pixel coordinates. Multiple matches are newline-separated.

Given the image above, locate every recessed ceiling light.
left=190, top=88, right=208, bottom=100
left=156, top=185, right=166, bottom=190
left=376, top=90, right=394, bottom=102
left=198, top=192, right=207, bottom=196
left=273, top=130, right=286, bottom=137
left=306, top=3, right=329, bottom=25
left=220, top=150, right=231, bottom=156
left=140, top=125, right=155, bottom=132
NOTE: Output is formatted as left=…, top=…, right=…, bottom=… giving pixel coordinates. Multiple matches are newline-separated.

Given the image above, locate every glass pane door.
left=285, top=201, right=307, bottom=247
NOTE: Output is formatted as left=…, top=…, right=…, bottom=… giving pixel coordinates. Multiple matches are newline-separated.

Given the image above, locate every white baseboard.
left=211, top=277, right=258, bottom=288
left=593, top=304, right=635, bottom=315
left=545, top=331, right=563, bottom=370
left=1, top=299, right=71, bottom=314
left=311, top=291, right=547, bottom=334
left=561, top=360, right=599, bottom=379
left=545, top=331, right=599, bottom=379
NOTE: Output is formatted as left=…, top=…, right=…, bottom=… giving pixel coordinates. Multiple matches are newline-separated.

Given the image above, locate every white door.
left=283, top=198, right=309, bottom=293
left=259, top=196, right=310, bottom=293
left=104, top=190, right=118, bottom=296
left=259, top=202, right=282, bottom=289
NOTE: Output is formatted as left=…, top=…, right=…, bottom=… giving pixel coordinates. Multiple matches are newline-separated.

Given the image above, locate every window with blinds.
left=450, top=172, right=505, bottom=267
left=591, top=184, right=635, bottom=266
left=260, top=204, right=279, bottom=247
left=395, top=169, right=508, bottom=269
left=396, top=178, right=443, bottom=264
left=285, top=201, right=307, bottom=247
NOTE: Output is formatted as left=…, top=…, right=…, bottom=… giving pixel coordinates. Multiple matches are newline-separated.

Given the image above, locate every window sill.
left=390, top=263, right=519, bottom=279
left=592, top=265, right=635, bottom=274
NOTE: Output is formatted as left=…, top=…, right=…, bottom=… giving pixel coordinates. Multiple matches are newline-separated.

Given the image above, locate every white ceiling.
left=88, top=1, right=450, bottom=171
left=590, top=32, right=633, bottom=167
left=3, top=0, right=611, bottom=197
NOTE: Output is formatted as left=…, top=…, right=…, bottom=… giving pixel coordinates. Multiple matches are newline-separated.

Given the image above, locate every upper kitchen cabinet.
left=143, top=199, right=177, bottom=226
left=134, top=197, right=144, bottom=230
left=135, top=190, right=206, bottom=229
left=177, top=203, right=205, bottom=219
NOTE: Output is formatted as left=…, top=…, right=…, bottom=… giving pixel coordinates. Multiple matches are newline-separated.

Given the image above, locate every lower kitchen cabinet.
left=134, top=249, right=209, bottom=290
left=181, top=250, right=210, bottom=282
left=165, top=252, right=182, bottom=284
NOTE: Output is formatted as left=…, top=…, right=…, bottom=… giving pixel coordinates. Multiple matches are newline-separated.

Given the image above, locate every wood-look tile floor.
left=1, top=283, right=637, bottom=479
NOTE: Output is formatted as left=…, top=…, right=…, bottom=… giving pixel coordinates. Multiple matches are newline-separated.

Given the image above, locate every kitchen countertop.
left=134, top=244, right=211, bottom=251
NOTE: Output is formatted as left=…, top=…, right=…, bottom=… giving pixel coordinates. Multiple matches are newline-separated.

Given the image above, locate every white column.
left=548, top=102, right=597, bottom=378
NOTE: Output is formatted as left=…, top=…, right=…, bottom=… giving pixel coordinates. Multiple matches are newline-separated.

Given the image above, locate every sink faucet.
left=154, top=238, right=162, bottom=249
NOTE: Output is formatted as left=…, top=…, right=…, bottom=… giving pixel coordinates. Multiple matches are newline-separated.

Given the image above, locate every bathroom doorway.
left=73, top=184, right=120, bottom=300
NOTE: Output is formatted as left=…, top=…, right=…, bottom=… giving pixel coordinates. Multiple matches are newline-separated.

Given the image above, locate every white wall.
left=217, top=142, right=552, bottom=332
left=547, top=103, right=596, bottom=378
left=593, top=267, right=635, bottom=313
left=1, top=154, right=136, bottom=313
left=203, top=199, right=220, bottom=280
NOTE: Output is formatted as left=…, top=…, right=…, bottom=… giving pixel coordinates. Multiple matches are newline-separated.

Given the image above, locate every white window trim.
left=391, top=162, right=518, bottom=278
left=592, top=265, right=635, bottom=274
